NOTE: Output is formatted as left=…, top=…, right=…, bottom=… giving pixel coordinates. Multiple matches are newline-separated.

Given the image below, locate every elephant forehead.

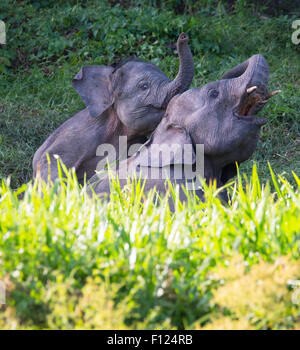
left=185, top=84, right=232, bottom=106
left=166, top=84, right=236, bottom=126
left=120, top=61, right=168, bottom=79
left=167, top=88, right=204, bottom=114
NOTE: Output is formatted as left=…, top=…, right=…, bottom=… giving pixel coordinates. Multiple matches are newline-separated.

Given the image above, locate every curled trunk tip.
left=178, top=32, right=189, bottom=42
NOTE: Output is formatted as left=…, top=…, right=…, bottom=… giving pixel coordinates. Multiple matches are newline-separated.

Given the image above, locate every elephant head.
left=72, top=32, right=194, bottom=133
left=137, top=54, right=279, bottom=186
left=32, top=33, right=194, bottom=184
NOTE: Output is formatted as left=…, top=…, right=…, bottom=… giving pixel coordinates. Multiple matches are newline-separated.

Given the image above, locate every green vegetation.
left=0, top=166, right=300, bottom=329
left=0, top=0, right=299, bottom=329
left=201, top=255, right=300, bottom=330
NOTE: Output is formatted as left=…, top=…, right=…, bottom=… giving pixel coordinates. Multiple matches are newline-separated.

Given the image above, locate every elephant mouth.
left=135, top=105, right=164, bottom=118
left=234, top=85, right=281, bottom=126
left=220, top=86, right=280, bottom=184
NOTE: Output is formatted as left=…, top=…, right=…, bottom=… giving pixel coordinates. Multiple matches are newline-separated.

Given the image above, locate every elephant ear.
left=136, top=122, right=195, bottom=168
left=72, top=65, right=114, bottom=118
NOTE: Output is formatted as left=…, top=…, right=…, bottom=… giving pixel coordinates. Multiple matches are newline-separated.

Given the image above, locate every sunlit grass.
left=0, top=164, right=299, bottom=329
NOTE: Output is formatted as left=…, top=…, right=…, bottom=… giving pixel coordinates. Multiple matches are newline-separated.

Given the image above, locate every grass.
left=0, top=0, right=299, bottom=329
left=0, top=166, right=299, bottom=329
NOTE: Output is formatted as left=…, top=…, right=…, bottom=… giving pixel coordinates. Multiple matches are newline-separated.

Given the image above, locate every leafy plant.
left=198, top=255, right=300, bottom=330
left=0, top=166, right=299, bottom=329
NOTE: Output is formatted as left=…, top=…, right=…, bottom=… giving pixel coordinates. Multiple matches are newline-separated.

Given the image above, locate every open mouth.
left=220, top=85, right=281, bottom=184
left=235, top=86, right=281, bottom=126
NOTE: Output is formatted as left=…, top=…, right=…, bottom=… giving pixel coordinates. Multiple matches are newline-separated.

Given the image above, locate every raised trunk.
left=162, top=33, right=194, bottom=106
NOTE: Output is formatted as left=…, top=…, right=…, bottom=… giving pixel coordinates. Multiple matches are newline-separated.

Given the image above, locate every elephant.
left=88, top=54, right=280, bottom=205
left=32, top=33, right=194, bottom=184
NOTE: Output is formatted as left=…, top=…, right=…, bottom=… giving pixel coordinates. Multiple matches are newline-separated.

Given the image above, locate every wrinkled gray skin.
left=32, top=33, right=194, bottom=184
left=88, top=54, right=270, bottom=206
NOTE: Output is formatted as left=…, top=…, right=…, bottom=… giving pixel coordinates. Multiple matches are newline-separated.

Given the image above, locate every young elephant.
left=88, top=54, right=280, bottom=204
left=32, top=33, right=194, bottom=184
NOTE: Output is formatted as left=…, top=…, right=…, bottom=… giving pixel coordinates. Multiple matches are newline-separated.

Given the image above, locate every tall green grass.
left=0, top=165, right=299, bottom=329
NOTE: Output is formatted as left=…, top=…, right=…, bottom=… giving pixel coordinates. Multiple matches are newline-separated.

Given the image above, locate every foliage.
left=198, top=255, right=300, bottom=330
left=0, top=166, right=299, bottom=329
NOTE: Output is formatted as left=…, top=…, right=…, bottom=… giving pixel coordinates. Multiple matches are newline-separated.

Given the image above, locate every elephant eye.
left=208, top=89, right=219, bottom=98
left=139, top=82, right=150, bottom=91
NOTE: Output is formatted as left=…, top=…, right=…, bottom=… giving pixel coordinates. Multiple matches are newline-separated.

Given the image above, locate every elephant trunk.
left=162, top=33, right=194, bottom=106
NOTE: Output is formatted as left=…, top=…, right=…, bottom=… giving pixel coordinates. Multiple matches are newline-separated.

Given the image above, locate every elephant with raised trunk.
left=32, top=33, right=194, bottom=184
left=88, top=54, right=280, bottom=206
